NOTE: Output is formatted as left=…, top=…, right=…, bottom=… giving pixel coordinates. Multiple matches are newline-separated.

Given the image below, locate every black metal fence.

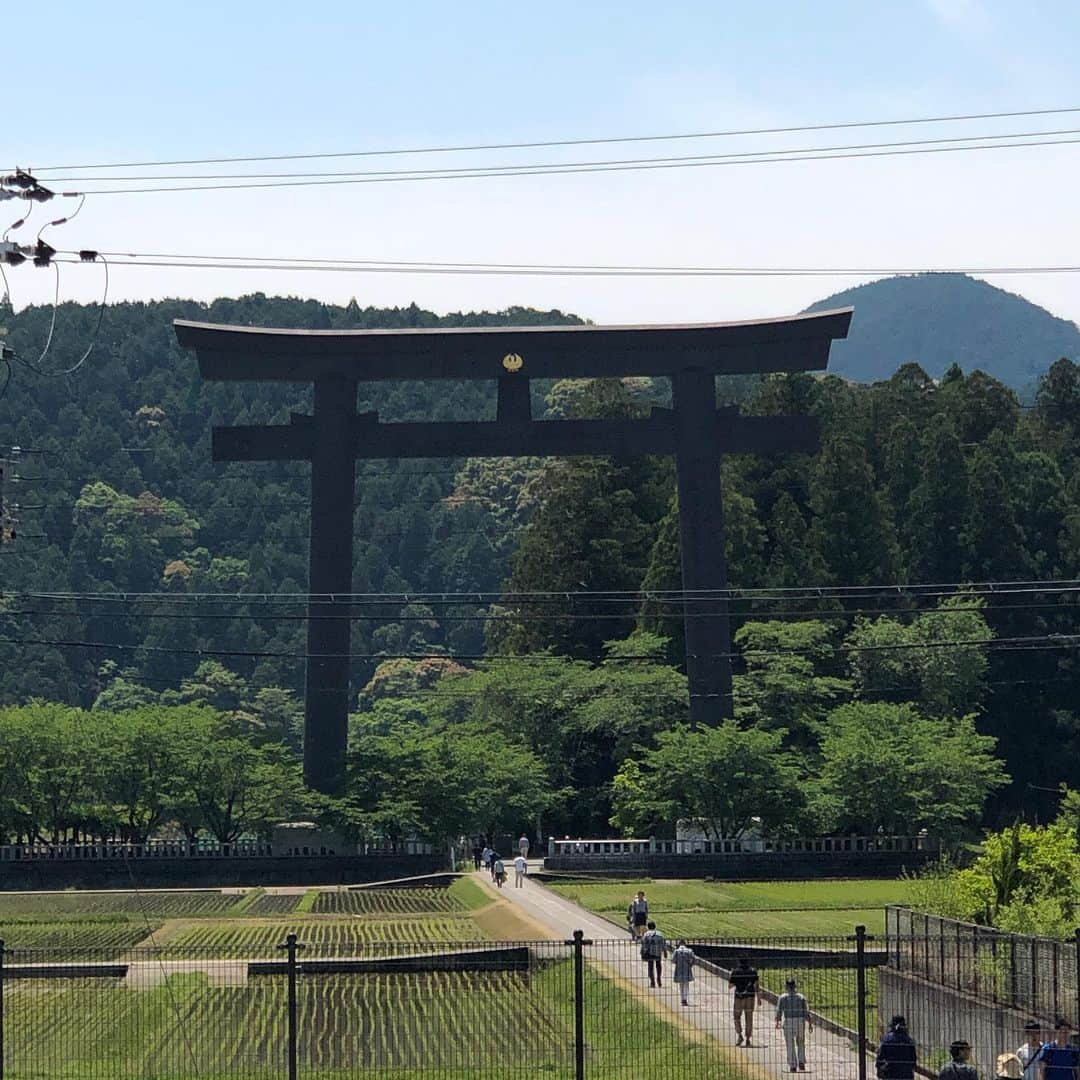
left=886, top=905, right=1080, bottom=1024
left=0, top=927, right=1032, bottom=1078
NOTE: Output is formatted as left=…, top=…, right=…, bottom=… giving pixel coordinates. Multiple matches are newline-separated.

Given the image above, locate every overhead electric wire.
left=68, top=248, right=1080, bottom=277
left=38, top=125, right=1080, bottom=184
left=7, top=255, right=109, bottom=378
left=40, top=133, right=1080, bottom=196
left=14, top=577, right=1080, bottom=603
left=24, top=104, right=1080, bottom=172
left=52, top=251, right=1080, bottom=279
left=2, top=630, right=1080, bottom=661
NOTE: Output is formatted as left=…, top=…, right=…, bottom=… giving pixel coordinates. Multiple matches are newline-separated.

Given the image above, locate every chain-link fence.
left=886, top=906, right=1080, bottom=1025
left=0, top=926, right=1039, bottom=1078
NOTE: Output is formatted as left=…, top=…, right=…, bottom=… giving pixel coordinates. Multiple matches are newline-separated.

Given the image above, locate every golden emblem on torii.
left=502, top=353, right=524, bottom=372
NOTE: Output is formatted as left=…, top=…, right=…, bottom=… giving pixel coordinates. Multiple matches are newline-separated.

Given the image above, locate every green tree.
left=610, top=722, right=804, bottom=838
left=814, top=702, right=1007, bottom=837
left=807, top=434, right=899, bottom=585
left=733, top=621, right=851, bottom=750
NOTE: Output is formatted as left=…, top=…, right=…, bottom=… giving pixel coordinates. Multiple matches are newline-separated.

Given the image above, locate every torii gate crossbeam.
left=176, top=310, right=852, bottom=793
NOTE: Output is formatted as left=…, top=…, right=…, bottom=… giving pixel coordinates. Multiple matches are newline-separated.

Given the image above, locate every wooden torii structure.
left=175, top=309, right=852, bottom=792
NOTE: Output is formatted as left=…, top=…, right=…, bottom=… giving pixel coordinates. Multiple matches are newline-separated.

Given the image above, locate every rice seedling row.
left=243, top=892, right=303, bottom=915
left=1, top=920, right=161, bottom=955
left=311, top=886, right=464, bottom=915
left=0, top=889, right=241, bottom=919
left=161, top=917, right=483, bottom=956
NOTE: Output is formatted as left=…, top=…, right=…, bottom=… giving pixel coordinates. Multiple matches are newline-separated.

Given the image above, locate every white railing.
left=0, top=840, right=272, bottom=861
left=0, top=839, right=435, bottom=861
left=547, top=835, right=938, bottom=858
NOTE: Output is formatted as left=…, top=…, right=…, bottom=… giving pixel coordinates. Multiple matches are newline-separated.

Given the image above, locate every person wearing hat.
left=876, top=1015, right=917, bottom=1079
left=1036, top=1018, right=1080, bottom=1080
left=938, top=1039, right=978, bottom=1080
left=775, top=976, right=813, bottom=1072
left=1015, top=1021, right=1044, bottom=1080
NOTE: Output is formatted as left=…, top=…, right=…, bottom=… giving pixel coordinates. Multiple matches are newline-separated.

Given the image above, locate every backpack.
left=641, top=932, right=662, bottom=959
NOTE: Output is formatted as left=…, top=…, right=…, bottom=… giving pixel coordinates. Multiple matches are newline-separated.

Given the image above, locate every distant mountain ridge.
left=804, top=273, right=1080, bottom=390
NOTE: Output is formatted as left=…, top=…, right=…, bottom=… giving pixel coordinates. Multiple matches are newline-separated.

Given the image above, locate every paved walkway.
left=482, top=870, right=869, bottom=1079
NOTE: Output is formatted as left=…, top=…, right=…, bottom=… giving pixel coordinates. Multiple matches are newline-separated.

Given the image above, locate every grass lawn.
left=548, top=877, right=911, bottom=938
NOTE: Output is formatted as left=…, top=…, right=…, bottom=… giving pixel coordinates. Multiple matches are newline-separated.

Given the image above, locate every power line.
left=24, top=104, right=1080, bottom=172
left=40, top=133, right=1080, bottom=196
left=11, top=578, right=1080, bottom=603
left=38, top=125, right=1080, bottom=183
left=1, top=630, right=1078, bottom=662
left=49, top=250, right=1080, bottom=280
left=8, top=600, right=1080, bottom=623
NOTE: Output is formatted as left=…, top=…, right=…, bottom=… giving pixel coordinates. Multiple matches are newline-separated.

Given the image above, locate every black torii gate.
left=175, top=309, right=851, bottom=793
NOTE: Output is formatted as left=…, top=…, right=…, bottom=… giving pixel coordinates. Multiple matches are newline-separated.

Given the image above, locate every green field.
left=3, top=961, right=748, bottom=1079
left=162, top=916, right=483, bottom=955
left=548, top=877, right=910, bottom=937
left=0, top=885, right=487, bottom=954
left=0, top=877, right=885, bottom=1077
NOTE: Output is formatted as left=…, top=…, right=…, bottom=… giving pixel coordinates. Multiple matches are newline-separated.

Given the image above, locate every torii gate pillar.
left=673, top=369, right=732, bottom=724
left=305, top=376, right=358, bottom=791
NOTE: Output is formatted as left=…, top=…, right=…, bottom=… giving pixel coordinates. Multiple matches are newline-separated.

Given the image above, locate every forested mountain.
left=806, top=273, right=1080, bottom=389
left=2, top=292, right=1080, bottom=840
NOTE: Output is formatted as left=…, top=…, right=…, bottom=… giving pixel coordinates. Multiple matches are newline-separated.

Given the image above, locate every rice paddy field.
left=547, top=877, right=911, bottom=937
left=3, top=961, right=745, bottom=1079
left=160, top=916, right=483, bottom=956
left=0, top=881, right=486, bottom=956
left=0, top=875, right=889, bottom=1077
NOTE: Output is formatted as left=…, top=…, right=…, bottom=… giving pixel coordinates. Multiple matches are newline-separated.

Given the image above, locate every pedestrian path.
left=480, top=870, right=869, bottom=1079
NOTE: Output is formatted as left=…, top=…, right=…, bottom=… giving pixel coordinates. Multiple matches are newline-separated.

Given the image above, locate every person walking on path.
left=876, top=1015, right=917, bottom=1080
left=729, top=956, right=763, bottom=1047
left=513, top=853, right=528, bottom=888
left=1036, top=1018, right=1080, bottom=1080
left=938, top=1039, right=978, bottom=1080
left=472, top=843, right=483, bottom=871
left=671, top=939, right=696, bottom=1006
left=489, top=851, right=501, bottom=882
left=775, top=977, right=813, bottom=1072
left=1015, top=1021, right=1044, bottom=1080
left=627, top=891, right=649, bottom=940
left=518, top=834, right=530, bottom=859
left=481, top=845, right=492, bottom=873
left=640, top=921, right=668, bottom=988
left=492, top=857, right=506, bottom=888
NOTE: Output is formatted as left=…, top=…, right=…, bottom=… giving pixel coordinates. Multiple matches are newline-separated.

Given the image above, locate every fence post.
left=1011, top=933, right=1018, bottom=1009
left=278, top=932, right=305, bottom=1080
left=1074, top=928, right=1080, bottom=1029
left=855, top=924, right=868, bottom=1080
left=0, top=937, right=5, bottom=1080
left=566, top=928, right=592, bottom=1080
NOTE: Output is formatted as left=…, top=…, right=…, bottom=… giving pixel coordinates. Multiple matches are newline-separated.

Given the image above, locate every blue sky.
left=6, top=0, right=1080, bottom=325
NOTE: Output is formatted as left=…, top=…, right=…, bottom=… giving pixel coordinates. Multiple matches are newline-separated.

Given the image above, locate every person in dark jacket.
left=938, top=1039, right=978, bottom=1080
left=876, top=1015, right=917, bottom=1079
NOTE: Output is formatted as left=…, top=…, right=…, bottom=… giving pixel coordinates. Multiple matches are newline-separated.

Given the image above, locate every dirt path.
left=484, top=870, right=868, bottom=1079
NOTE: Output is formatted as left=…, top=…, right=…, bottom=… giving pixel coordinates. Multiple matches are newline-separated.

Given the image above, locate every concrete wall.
left=542, top=850, right=935, bottom=879
left=0, top=854, right=446, bottom=890
left=878, top=966, right=1043, bottom=1077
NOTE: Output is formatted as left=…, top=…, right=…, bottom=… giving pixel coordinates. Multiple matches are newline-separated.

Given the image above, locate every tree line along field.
left=547, top=877, right=912, bottom=937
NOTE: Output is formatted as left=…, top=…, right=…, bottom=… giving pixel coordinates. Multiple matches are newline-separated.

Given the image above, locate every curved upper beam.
left=175, top=307, right=852, bottom=382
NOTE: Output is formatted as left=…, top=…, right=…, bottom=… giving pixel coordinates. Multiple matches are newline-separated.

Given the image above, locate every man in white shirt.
left=518, top=835, right=530, bottom=859
left=1017, top=1020, right=1044, bottom=1080
left=513, top=854, right=528, bottom=887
